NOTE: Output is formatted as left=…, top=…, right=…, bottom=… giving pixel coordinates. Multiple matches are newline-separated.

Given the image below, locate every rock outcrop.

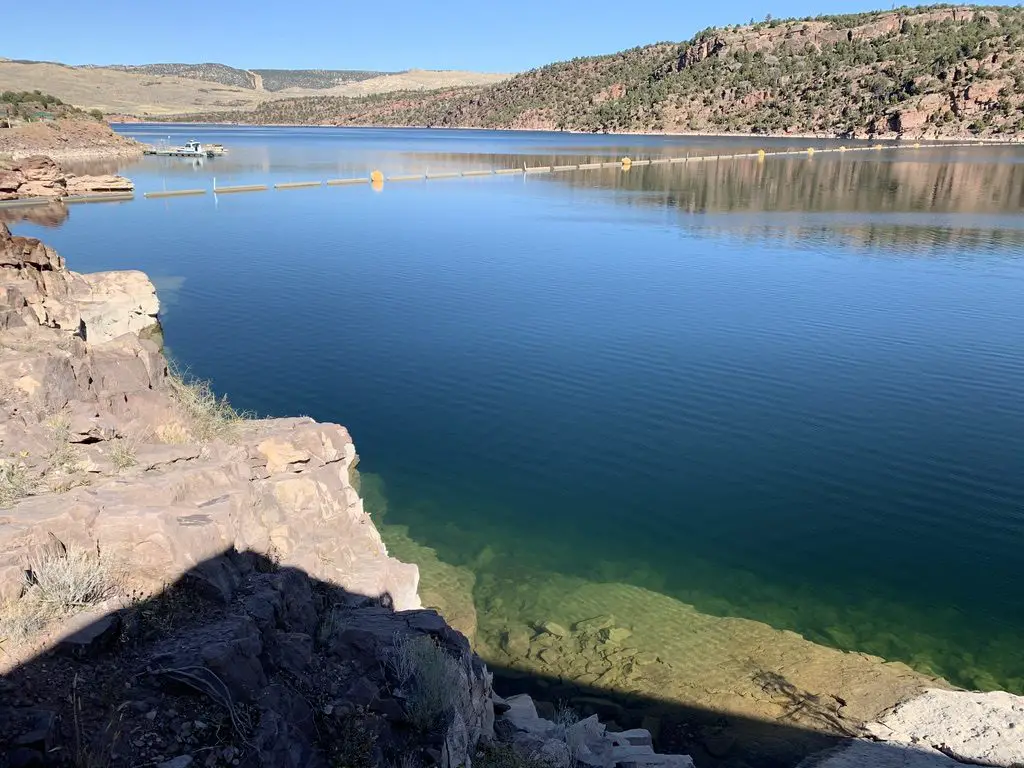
left=802, top=689, right=1024, bottom=768
left=0, top=155, right=133, bottom=201
left=499, top=692, right=695, bottom=768
left=0, top=550, right=492, bottom=768
left=0, top=118, right=143, bottom=162
left=0, top=223, right=417, bottom=610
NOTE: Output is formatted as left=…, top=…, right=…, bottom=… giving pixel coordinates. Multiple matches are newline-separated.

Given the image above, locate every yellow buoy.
left=839, top=146, right=848, bottom=152
left=370, top=169, right=384, bottom=185
left=874, top=144, right=883, bottom=150
left=621, top=156, right=632, bottom=169
left=757, top=149, right=766, bottom=163
left=913, top=142, right=921, bottom=149
left=806, top=147, right=815, bottom=157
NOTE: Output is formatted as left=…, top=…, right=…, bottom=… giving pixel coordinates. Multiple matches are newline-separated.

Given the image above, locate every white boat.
left=143, top=140, right=226, bottom=158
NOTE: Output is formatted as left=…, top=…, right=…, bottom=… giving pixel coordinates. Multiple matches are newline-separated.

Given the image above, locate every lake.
left=10, top=125, right=1024, bottom=698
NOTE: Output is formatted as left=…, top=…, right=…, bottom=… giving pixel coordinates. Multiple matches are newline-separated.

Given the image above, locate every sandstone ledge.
left=0, top=155, right=134, bottom=202
left=0, top=222, right=417, bottom=611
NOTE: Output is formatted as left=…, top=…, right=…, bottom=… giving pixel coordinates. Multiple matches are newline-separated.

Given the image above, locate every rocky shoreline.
left=0, top=119, right=143, bottom=163
left=0, top=155, right=134, bottom=201
left=0, top=224, right=1021, bottom=766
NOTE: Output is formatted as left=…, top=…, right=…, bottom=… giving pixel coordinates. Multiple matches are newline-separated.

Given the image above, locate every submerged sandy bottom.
left=362, top=473, right=942, bottom=765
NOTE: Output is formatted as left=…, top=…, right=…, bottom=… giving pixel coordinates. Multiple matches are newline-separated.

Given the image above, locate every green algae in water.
left=363, top=473, right=1024, bottom=695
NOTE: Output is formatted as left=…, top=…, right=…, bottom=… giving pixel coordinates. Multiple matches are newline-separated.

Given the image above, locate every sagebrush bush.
left=28, top=543, right=116, bottom=610
left=0, top=460, right=34, bottom=508
left=385, top=634, right=468, bottom=732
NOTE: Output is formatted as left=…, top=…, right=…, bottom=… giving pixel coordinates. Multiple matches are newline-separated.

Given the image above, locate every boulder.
left=497, top=695, right=695, bottom=768
left=73, top=270, right=159, bottom=343
left=149, top=616, right=267, bottom=703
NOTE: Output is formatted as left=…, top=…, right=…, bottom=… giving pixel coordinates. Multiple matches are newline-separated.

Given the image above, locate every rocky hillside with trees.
left=194, top=5, right=1024, bottom=138
left=0, top=91, right=142, bottom=162
left=1, top=90, right=104, bottom=124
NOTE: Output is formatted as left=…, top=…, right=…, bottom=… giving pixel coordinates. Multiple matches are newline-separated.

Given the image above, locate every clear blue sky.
left=1, top=0, right=1012, bottom=73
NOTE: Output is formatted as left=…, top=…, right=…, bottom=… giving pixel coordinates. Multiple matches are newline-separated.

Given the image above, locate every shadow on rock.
left=0, top=547, right=994, bottom=768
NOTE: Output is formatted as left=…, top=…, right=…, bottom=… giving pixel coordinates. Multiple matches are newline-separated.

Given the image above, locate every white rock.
left=612, top=728, right=654, bottom=748
left=868, top=688, right=1024, bottom=767
left=74, top=270, right=159, bottom=344
left=801, top=741, right=963, bottom=768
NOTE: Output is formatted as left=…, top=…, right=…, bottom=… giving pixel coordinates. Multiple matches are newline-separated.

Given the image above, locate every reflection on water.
left=0, top=201, right=68, bottom=228
left=19, top=126, right=1024, bottom=703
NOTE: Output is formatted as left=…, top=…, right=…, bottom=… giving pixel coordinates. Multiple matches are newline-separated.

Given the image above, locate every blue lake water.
left=11, top=125, right=1024, bottom=694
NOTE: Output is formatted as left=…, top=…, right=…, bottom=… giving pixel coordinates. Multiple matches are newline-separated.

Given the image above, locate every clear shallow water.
left=13, top=125, right=1024, bottom=694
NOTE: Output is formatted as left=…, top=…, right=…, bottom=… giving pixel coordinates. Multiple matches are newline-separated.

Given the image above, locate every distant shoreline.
left=111, top=120, right=1024, bottom=145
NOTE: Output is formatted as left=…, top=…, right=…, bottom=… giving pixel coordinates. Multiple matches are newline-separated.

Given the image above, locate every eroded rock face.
left=0, top=225, right=418, bottom=613
left=0, top=223, right=156, bottom=342
left=0, top=155, right=133, bottom=201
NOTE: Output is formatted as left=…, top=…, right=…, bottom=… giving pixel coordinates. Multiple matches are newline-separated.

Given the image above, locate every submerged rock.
left=540, top=620, right=569, bottom=638
left=574, top=615, right=616, bottom=632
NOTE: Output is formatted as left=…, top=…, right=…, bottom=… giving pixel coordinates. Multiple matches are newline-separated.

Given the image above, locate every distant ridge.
left=94, top=63, right=394, bottom=91
left=184, top=4, right=1024, bottom=140
left=0, top=59, right=510, bottom=116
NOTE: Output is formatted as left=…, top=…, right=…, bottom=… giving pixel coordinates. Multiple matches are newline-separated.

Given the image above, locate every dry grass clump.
left=108, top=437, right=137, bottom=471
left=0, top=594, right=52, bottom=645
left=45, top=410, right=76, bottom=463
left=0, top=459, right=34, bottom=508
left=0, top=379, right=22, bottom=408
left=166, top=364, right=248, bottom=442
left=28, top=543, right=117, bottom=610
left=385, top=633, right=469, bottom=732
left=0, top=540, right=118, bottom=647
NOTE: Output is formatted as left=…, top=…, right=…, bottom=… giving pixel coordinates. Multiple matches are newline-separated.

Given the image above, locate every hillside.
left=0, top=90, right=142, bottom=160
left=0, top=60, right=510, bottom=116
left=253, top=68, right=392, bottom=90
left=98, top=62, right=257, bottom=89
left=191, top=5, right=1024, bottom=139
left=100, top=63, right=390, bottom=91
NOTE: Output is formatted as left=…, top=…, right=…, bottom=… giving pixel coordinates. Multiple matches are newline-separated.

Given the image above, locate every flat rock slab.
left=865, top=688, right=1024, bottom=767
left=56, top=608, right=121, bottom=658
left=802, top=741, right=964, bottom=768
